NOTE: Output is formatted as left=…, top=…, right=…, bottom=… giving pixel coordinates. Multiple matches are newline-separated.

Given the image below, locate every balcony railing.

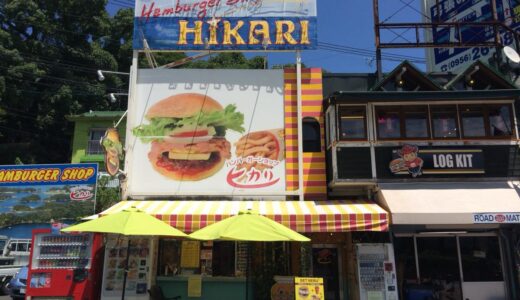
left=86, top=140, right=104, bottom=155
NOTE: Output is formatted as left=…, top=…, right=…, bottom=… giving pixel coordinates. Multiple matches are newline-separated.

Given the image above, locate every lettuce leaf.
left=177, top=104, right=245, bottom=133
left=132, top=104, right=245, bottom=143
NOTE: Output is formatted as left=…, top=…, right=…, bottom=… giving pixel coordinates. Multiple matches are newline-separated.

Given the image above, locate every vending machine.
left=356, top=243, right=399, bottom=300
left=26, top=229, right=104, bottom=300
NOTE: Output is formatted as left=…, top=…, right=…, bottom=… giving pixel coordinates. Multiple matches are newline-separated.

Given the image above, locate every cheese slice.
left=168, top=152, right=211, bottom=160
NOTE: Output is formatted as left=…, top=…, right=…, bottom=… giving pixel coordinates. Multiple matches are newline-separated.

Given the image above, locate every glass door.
left=416, top=236, right=462, bottom=300
left=394, top=234, right=507, bottom=300
left=312, top=245, right=341, bottom=300
left=459, top=236, right=506, bottom=300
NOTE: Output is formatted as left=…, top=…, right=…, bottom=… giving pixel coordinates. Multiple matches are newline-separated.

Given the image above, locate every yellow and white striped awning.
left=100, top=200, right=389, bottom=233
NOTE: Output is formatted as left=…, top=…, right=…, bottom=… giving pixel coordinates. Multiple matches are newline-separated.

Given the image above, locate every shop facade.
left=323, top=61, right=520, bottom=300
left=95, top=65, right=393, bottom=300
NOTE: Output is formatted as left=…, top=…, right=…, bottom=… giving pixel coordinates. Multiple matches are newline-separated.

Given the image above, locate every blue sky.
left=108, top=0, right=427, bottom=73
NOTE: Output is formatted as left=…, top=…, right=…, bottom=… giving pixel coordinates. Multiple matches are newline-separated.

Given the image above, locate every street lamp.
left=97, top=70, right=130, bottom=81
left=108, top=93, right=128, bottom=103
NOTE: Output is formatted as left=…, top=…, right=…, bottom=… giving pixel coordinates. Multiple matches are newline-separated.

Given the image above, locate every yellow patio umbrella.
left=62, top=207, right=187, bottom=300
left=189, top=209, right=309, bottom=300
left=189, top=209, right=310, bottom=242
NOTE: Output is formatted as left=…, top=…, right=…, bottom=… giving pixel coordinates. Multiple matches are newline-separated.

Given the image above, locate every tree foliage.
left=0, top=1, right=128, bottom=164
left=0, top=1, right=270, bottom=165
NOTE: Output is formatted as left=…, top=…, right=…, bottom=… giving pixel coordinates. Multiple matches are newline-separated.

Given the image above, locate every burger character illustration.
left=132, top=93, right=245, bottom=181
left=389, top=144, right=423, bottom=177
left=100, top=128, right=124, bottom=176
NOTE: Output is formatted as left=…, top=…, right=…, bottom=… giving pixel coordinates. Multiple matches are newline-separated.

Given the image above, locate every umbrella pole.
left=245, top=242, right=250, bottom=300
left=121, top=238, right=130, bottom=300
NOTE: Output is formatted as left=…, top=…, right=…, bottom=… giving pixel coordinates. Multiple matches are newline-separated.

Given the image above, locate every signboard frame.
left=125, top=68, right=287, bottom=197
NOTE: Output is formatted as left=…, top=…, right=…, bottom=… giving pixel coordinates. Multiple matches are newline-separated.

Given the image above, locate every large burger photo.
left=132, top=93, right=245, bottom=181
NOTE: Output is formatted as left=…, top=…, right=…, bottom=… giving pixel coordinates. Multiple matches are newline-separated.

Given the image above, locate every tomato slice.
left=173, top=130, right=208, bottom=137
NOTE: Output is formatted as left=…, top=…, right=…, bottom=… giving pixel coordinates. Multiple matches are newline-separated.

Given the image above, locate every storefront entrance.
left=312, top=245, right=341, bottom=300
left=394, top=233, right=506, bottom=300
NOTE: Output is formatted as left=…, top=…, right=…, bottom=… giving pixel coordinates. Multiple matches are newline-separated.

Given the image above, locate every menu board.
left=180, top=241, right=200, bottom=269
left=102, top=236, right=151, bottom=298
left=294, top=277, right=324, bottom=300
left=235, top=242, right=249, bottom=277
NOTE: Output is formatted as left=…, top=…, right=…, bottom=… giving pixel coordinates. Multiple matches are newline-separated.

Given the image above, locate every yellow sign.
left=294, top=277, right=324, bottom=300
left=180, top=241, right=200, bottom=268
left=187, top=275, right=202, bottom=297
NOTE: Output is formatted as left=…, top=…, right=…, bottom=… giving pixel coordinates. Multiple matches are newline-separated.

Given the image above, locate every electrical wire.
left=0, top=65, right=127, bottom=93
left=318, top=42, right=426, bottom=64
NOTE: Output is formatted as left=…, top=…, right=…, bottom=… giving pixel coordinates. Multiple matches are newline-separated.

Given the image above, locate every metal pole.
left=373, top=0, right=382, bottom=80
left=121, top=238, right=130, bottom=300
left=296, top=51, right=304, bottom=201
left=122, top=51, right=139, bottom=200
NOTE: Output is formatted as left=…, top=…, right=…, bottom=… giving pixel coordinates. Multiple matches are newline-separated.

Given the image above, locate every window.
left=375, top=106, right=429, bottom=139
left=16, top=243, right=28, bottom=252
left=372, top=103, right=513, bottom=140
left=211, top=242, right=235, bottom=276
left=339, top=106, right=367, bottom=140
left=303, top=117, right=321, bottom=152
left=431, top=105, right=459, bottom=138
left=157, top=240, right=240, bottom=277
left=87, top=128, right=106, bottom=155
left=460, top=104, right=513, bottom=138
left=404, top=106, right=429, bottom=138
left=460, top=106, right=485, bottom=137
left=489, top=105, right=512, bottom=137
left=377, top=108, right=400, bottom=138
left=459, top=236, right=503, bottom=282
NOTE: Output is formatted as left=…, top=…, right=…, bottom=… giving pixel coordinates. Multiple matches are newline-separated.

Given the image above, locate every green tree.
left=95, top=176, right=120, bottom=213
left=0, top=0, right=123, bottom=164
left=0, top=1, right=275, bottom=165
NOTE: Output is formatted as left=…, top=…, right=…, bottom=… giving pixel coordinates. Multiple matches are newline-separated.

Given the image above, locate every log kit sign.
left=389, top=145, right=484, bottom=177
left=133, top=0, right=317, bottom=50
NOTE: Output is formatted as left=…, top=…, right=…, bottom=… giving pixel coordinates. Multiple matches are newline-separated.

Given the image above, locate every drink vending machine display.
left=26, top=229, right=104, bottom=300
left=356, top=243, right=399, bottom=300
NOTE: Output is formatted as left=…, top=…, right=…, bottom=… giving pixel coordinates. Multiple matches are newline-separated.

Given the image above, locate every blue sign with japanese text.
left=424, top=0, right=520, bottom=72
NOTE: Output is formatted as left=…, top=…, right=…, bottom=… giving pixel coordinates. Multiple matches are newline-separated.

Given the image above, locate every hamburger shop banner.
left=127, top=69, right=285, bottom=196
left=133, top=0, right=317, bottom=50
left=0, top=163, right=98, bottom=226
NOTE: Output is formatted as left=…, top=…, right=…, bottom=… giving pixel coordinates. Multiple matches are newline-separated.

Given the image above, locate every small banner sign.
left=473, top=213, right=520, bottom=224
left=295, top=277, right=324, bottom=300
left=389, top=145, right=484, bottom=177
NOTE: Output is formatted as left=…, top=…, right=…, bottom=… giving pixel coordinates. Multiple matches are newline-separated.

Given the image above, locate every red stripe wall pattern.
left=284, top=68, right=327, bottom=199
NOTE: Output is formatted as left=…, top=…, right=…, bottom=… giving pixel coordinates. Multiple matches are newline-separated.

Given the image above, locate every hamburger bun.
left=149, top=155, right=225, bottom=181
left=146, top=93, right=223, bottom=119
left=298, top=286, right=309, bottom=297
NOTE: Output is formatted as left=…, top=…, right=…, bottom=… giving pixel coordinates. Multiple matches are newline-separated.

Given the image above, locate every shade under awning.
left=377, top=182, right=520, bottom=225
left=100, top=200, right=389, bottom=233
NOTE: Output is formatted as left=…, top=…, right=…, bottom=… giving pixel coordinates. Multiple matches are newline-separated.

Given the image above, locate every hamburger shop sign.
left=133, top=0, right=317, bottom=50
left=126, top=69, right=286, bottom=196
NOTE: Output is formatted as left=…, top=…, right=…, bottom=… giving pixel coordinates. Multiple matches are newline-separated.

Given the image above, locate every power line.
left=0, top=66, right=127, bottom=93
left=318, top=42, right=426, bottom=63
